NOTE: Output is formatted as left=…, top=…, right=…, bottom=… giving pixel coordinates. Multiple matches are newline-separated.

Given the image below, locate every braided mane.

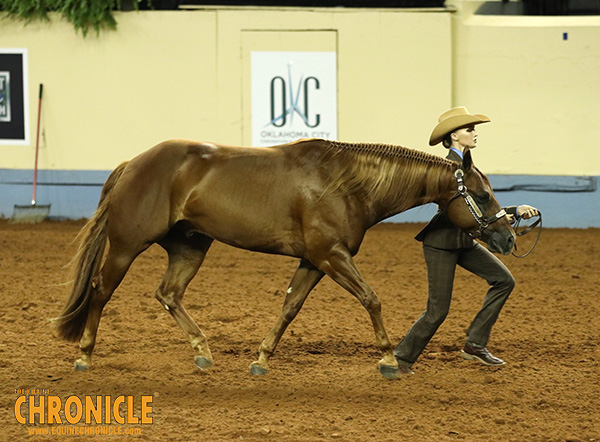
left=322, top=140, right=455, bottom=211
left=327, top=140, right=450, bottom=163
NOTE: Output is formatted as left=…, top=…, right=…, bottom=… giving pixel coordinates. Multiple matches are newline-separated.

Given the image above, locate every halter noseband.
left=449, top=168, right=507, bottom=239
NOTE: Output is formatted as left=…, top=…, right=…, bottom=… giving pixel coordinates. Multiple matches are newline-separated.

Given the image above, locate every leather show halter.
left=449, top=168, right=542, bottom=258
left=449, top=168, right=507, bottom=240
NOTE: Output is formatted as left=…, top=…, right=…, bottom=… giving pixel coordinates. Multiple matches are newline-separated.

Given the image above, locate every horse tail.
left=54, top=161, right=129, bottom=342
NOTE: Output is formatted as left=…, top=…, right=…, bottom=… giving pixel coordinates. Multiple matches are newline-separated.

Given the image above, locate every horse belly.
left=182, top=175, right=305, bottom=256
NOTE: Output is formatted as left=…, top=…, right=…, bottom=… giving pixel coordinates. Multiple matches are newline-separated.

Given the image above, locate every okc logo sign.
left=251, top=51, right=337, bottom=147
left=267, top=66, right=321, bottom=129
left=13, top=388, right=153, bottom=437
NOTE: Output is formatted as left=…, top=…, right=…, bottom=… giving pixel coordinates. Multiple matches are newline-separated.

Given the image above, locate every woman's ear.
left=463, top=148, right=472, bottom=173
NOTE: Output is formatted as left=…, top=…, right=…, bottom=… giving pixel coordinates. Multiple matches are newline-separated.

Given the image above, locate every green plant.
left=0, top=0, right=140, bottom=36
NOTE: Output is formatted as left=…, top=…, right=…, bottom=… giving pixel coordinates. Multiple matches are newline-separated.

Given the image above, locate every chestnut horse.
left=55, top=138, right=515, bottom=379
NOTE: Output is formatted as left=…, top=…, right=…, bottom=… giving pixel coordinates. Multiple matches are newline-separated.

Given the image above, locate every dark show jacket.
left=415, top=149, right=517, bottom=250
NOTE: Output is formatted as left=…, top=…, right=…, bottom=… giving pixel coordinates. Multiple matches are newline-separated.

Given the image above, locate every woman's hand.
left=517, top=205, right=539, bottom=220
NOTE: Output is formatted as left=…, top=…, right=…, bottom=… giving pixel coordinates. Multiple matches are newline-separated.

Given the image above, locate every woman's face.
left=452, top=125, right=478, bottom=149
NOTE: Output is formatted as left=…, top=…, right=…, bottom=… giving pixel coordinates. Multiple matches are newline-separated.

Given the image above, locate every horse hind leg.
left=250, top=259, right=324, bottom=375
left=156, top=230, right=214, bottom=370
left=75, top=247, right=140, bottom=371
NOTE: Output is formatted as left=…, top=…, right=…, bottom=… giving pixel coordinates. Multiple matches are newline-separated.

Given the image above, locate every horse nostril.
left=508, top=235, right=515, bottom=249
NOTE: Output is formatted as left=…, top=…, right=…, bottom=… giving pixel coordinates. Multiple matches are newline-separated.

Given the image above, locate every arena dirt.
left=1, top=220, right=598, bottom=442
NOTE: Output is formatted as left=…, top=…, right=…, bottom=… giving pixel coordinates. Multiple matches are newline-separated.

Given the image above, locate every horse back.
left=109, top=138, right=350, bottom=255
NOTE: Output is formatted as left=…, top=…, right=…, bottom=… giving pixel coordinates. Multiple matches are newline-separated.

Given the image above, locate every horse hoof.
left=74, top=359, right=89, bottom=371
left=194, top=356, right=214, bottom=370
left=378, top=364, right=400, bottom=380
left=249, top=362, right=268, bottom=376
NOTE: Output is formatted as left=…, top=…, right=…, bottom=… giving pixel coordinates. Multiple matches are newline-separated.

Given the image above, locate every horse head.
left=443, top=149, right=515, bottom=255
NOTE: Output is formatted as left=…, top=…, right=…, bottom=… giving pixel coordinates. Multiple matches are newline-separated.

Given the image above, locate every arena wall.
left=0, top=4, right=598, bottom=227
left=452, top=0, right=600, bottom=176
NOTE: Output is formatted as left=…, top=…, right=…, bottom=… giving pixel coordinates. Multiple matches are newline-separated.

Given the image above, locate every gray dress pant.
left=394, top=242, right=515, bottom=365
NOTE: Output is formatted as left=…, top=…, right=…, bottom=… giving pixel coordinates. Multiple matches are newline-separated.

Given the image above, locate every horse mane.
left=322, top=140, right=455, bottom=210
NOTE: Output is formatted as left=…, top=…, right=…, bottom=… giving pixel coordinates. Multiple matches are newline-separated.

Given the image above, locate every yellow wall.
left=0, top=8, right=450, bottom=171
left=452, top=0, right=600, bottom=175
left=1, top=12, right=218, bottom=170
left=1, top=4, right=599, bottom=175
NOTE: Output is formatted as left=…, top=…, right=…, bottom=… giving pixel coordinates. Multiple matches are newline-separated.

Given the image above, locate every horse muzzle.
left=487, top=231, right=515, bottom=255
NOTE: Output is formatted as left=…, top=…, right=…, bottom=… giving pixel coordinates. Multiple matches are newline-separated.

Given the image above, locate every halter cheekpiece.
left=450, top=168, right=507, bottom=239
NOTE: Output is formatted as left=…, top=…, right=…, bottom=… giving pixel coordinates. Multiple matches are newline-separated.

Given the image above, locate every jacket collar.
left=446, top=148, right=463, bottom=163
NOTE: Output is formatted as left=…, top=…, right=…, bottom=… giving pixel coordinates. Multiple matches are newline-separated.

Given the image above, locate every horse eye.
left=477, top=192, right=490, bottom=204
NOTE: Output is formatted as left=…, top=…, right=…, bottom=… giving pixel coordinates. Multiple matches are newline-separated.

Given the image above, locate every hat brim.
left=429, top=113, right=491, bottom=146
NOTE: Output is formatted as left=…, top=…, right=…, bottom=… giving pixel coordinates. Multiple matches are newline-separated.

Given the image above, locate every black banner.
left=0, top=52, right=26, bottom=142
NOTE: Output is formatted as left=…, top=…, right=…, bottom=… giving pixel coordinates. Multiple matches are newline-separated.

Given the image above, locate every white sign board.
left=251, top=51, right=337, bottom=147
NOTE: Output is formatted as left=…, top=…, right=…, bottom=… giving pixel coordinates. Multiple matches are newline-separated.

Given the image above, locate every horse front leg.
left=250, top=259, right=324, bottom=375
left=314, top=244, right=401, bottom=380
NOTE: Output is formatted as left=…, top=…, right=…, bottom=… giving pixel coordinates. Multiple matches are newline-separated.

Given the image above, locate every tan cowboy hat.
left=429, top=106, right=491, bottom=146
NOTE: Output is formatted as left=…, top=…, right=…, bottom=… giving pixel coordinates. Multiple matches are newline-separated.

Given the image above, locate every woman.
left=394, top=106, right=539, bottom=373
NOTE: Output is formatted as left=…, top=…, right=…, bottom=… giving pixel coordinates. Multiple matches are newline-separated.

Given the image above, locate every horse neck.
left=368, top=159, right=455, bottom=224
left=321, top=141, right=456, bottom=226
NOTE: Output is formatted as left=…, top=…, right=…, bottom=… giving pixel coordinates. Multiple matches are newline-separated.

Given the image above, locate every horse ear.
left=462, top=148, right=473, bottom=173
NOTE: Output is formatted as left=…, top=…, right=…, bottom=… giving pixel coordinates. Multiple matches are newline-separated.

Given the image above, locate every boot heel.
left=460, top=350, right=476, bottom=361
